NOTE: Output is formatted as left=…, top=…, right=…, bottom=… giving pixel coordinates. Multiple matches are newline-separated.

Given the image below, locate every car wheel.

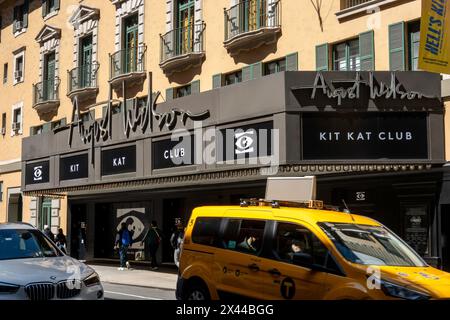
left=185, top=281, right=211, bottom=301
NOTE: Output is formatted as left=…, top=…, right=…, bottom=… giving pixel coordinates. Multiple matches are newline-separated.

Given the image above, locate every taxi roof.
left=191, top=205, right=381, bottom=227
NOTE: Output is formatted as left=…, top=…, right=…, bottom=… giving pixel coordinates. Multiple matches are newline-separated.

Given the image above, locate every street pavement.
left=103, top=282, right=176, bottom=300
left=89, top=264, right=178, bottom=300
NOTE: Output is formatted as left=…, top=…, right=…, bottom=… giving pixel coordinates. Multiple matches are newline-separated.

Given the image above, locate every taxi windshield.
left=318, top=222, right=426, bottom=267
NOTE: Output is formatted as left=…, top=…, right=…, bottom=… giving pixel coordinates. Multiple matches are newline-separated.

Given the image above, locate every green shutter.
left=191, top=80, right=200, bottom=94
left=212, top=74, right=222, bottom=89
left=42, top=0, right=47, bottom=17
left=54, top=0, right=60, bottom=11
left=23, top=1, right=29, bottom=28
left=251, top=62, right=262, bottom=79
left=13, top=6, right=18, bottom=33
left=89, top=109, right=95, bottom=120
left=315, top=43, right=329, bottom=71
left=389, top=22, right=405, bottom=71
left=359, top=30, right=374, bottom=71
left=42, top=122, right=51, bottom=133
left=285, top=52, right=298, bottom=71
left=242, top=65, right=252, bottom=82
left=166, top=88, right=174, bottom=101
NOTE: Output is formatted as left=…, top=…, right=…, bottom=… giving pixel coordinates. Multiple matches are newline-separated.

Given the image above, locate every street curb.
left=103, top=281, right=176, bottom=292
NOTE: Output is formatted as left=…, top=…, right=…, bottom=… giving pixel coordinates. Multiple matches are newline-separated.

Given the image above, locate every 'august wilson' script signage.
left=68, top=73, right=210, bottom=163
left=293, top=71, right=435, bottom=106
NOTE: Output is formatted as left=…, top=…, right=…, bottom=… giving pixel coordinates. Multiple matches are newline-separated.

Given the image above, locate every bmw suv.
left=0, top=223, right=104, bottom=300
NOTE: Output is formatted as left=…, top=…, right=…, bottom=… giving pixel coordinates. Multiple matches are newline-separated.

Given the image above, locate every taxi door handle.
left=248, top=263, right=260, bottom=272
left=268, top=268, right=281, bottom=277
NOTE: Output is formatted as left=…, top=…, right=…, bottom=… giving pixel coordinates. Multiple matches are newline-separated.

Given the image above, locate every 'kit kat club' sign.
left=302, top=113, right=428, bottom=160
left=101, top=145, right=137, bottom=176
left=60, top=154, right=89, bottom=181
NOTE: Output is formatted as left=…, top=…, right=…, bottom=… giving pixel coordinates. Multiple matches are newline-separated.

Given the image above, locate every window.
left=3, top=63, right=8, bottom=84
left=273, top=223, right=326, bottom=265
left=175, top=84, right=191, bottom=98
left=222, top=219, right=266, bottom=255
left=224, top=70, right=242, bottom=86
left=12, top=105, right=22, bottom=135
left=31, top=125, right=43, bottom=136
left=333, top=39, right=360, bottom=71
left=0, top=182, right=3, bottom=202
left=13, top=1, right=28, bottom=34
left=13, top=50, right=25, bottom=84
left=264, top=58, right=286, bottom=75
left=1, top=113, right=6, bottom=135
left=42, top=0, right=59, bottom=18
left=407, top=21, right=420, bottom=71
left=191, top=217, right=222, bottom=247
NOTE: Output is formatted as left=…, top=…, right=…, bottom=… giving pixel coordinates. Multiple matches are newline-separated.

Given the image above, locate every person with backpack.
left=115, top=222, right=132, bottom=271
left=142, top=220, right=162, bottom=270
left=170, top=219, right=184, bottom=268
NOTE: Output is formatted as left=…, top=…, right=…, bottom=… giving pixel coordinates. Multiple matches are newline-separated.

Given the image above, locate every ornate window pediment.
left=69, top=5, right=100, bottom=26
left=35, top=25, right=61, bottom=44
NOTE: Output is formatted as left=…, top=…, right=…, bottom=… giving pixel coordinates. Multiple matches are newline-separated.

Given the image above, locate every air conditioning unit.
left=12, top=122, right=20, bottom=132
left=15, top=21, right=23, bottom=31
left=14, top=70, right=22, bottom=81
left=0, top=127, right=5, bottom=135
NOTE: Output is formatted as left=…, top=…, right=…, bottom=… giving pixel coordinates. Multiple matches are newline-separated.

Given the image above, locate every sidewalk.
left=89, top=264, right=178, bottom=290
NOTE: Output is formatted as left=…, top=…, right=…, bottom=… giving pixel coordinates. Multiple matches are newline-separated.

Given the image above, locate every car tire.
left=184, top=280, right=211, bottom=301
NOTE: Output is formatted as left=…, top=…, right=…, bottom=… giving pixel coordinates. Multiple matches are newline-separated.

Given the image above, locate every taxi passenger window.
left=191, top=217, right=222, bottom=247
left=222, top=219, right=265, bottom=255
left=273, top=223, right=328, bottom=268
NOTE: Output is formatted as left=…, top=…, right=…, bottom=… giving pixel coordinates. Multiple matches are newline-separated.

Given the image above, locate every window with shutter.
left=388, top=22, right=405, bottom=71
left=332, top=39, right=360, bottom=71
left=242, top=65, right=252, bottom=82
left=251, top=62, right=262, bottom=79
left=263, top=58, right=286, bottom=75
left=316, top=44, right=329, bottom=71
left=359, top=30, right=374, bottom=71
left=224, top=70, right=242, bottom=86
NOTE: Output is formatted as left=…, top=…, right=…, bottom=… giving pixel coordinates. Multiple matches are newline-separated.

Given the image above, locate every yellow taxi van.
left=176, top=196, right=450, bottom=300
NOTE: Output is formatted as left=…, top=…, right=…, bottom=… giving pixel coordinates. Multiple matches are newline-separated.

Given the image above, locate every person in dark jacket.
left=142, top=220, right=162, bottom=270
left=55, top=228, right=67, bottom=254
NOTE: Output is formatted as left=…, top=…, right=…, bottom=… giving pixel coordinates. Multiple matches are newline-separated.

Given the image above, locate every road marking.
left=104, top=290, right=163, bottom=300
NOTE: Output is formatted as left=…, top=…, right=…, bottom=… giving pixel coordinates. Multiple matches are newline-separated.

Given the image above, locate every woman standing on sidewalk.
left=142, top=221, right=162, bottom=270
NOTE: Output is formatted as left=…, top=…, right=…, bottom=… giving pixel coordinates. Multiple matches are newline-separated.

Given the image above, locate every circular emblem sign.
left=280, top=277, right=295, bottom=299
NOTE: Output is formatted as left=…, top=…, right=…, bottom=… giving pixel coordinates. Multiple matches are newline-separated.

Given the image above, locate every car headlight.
left=381, top=280, right=430, bottom=300
left=0, top=282, right=20, bottom=294
left=83, top=272, right=101, bottom=287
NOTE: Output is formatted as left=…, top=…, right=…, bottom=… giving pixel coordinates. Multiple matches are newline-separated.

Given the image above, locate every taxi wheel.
left=185, top=280, right=211, bottom=301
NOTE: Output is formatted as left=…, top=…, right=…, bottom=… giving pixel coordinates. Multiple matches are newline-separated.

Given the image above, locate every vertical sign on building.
left=418, top=0, right=450, bottom=73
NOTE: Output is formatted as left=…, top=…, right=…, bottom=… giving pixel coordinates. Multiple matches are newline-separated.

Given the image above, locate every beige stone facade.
left=0, top=0, right=447, bottom=233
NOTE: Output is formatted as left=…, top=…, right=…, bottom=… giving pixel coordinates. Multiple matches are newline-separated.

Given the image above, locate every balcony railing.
left=68, top=63, right=99, bottom=94
left=109, top=45, right=146, bottom=80
left=224, top=0, right=280, bottom=41
left=33, top=78, right=60, bottom=106
left=160, top=23, right=205, bottom=64
left=341, top=0, right=371, bottom=9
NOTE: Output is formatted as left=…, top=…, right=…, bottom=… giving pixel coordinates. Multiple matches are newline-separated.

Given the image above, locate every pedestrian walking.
left=170, top=219, right=184, bottom=268
left=142, top=220, right=162, bottom=270
left=115, top=222, right=132, bottom=270
left=55, top=228, right=67, bottom=254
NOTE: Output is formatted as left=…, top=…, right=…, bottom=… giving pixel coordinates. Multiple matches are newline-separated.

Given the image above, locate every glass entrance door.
left=177, top=0, right=195, bottom=55
left=124, top=14, right=138, bottom=73
left=38, top=198, right=52, bottom=231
